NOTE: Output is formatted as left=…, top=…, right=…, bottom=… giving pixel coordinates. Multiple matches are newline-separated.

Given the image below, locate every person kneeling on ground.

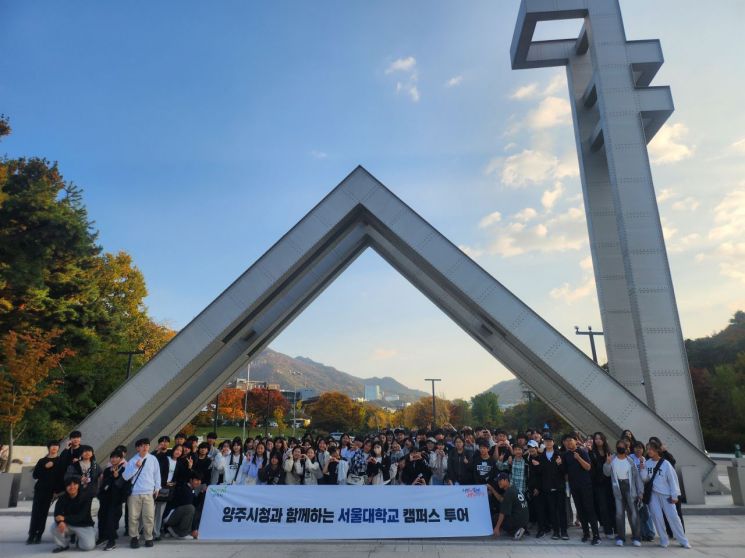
left=493, top=473, right=530, bottom=541
left=49, top=476, right=96, bottom=553
left=163, top=471, right=205, bottom=539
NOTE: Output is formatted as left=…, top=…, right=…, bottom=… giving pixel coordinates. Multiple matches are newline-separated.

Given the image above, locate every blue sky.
left=2, top=1, right=744, bottom=399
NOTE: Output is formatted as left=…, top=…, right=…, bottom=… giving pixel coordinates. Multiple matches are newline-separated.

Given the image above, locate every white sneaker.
left=514, top=527, right=526, bottom=541
left=615, top=539, right=624, bottom=547
left=632, top=540, right=642, bottom=547
left=681, top=543, right=692, bottom=549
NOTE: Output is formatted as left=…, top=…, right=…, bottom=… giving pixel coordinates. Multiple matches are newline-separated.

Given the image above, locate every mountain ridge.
left=243, top=349, right=428, bottom=402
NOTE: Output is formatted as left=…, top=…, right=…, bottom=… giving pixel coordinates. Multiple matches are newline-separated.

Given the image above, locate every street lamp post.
left=424, top=378, right=441, bottom=429
left=263, top=382, right=271, bottom=438
left=574, top=326, right=605, bottom=365
left=242, top=362, right=251, bottom=441
left=290, top=371, right=302, bottom=437
left=117, top=350, right=145, bottom=380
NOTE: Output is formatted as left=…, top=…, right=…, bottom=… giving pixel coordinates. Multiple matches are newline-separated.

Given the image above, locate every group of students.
left=27, top=425, right=691, bottom=552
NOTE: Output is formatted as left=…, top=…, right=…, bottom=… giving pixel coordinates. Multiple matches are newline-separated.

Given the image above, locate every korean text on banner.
left=199, top=485, right=492, bottom=540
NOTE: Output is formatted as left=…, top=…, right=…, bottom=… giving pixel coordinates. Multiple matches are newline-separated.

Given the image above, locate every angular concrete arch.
left=76, top=166, right=714, bottom=492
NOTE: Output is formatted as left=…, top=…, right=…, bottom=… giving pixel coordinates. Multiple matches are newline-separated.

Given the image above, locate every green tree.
left=500, top=397, right=570, bottom=435
left=470, top=391, right=502, bottom=428
left=0, top=154, right=175, bottom=443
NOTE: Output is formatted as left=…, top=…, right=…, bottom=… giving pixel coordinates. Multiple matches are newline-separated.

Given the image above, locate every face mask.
left=616, top=447, right=626, bottom=454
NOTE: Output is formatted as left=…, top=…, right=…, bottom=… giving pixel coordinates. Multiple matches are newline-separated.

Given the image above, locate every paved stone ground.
left=1, top=515, right=744, bottom=558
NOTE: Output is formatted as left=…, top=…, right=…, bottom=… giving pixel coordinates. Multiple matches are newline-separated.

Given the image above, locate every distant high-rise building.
left=383, top=394, right=400, bottom=402
left=364, top=384, right=381, bottom=401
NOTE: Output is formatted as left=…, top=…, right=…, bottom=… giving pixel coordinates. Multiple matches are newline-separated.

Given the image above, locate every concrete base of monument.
left=1, top=514, right=745, bottom=557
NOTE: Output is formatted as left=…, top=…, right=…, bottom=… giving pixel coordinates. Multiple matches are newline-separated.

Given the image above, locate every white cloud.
left=709, top=188, right=745, bottom=241
left=386, top=56, right=419, bottom=102
left=487, top=204, right=587, bottom=257
left=671, top=196, right=700, bottom=212
left=385, top=57, right=416, bottom=74
left=495, top=149, right=577, bottom=187
left=550, top=276, right=596, bottom=304
left=541, top=182, right=565, bottom=210
left=504, top=142, right=517, bottom=152
left=550, top=256, right=595, bottom=304
left=668, top=233, right=701, bottom=254
left=526, top=96, right=571, bottom=129
left=514, top=207, right=538, bottom=222
left=510, top=83, right=539, bottom=100
left=706, top=186, right=745, bottom=283
left=661, top=219, right=678, bottom=242
left=497, top=150, right=558, bottom=187
left=543, top=74, right=566, bottom=96
left=459, top=244, right=484, bottom=259
left=371, top=348, right=398, bottom=361
left=310, top=150, right=327, bottom=159
left=554, top=153, right=579, bottom=179
left=396, top=81, right=420, bottom=102
left=649, top=123, right=695, bottom=164
left=478, top=211, right=502, bottom=229
left=656, top=188, right=677, bottom=203
left=446, top=75, right=463, bottom=88
left=731, top=138, right=745, bottom=154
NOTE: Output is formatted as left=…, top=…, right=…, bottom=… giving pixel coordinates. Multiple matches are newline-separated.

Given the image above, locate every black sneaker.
left=551, top=533, right=560, bottom=540
left=582, top=534, right=590, bottom=543
left=130, top=537, right=140, bottom=549
left=536, top=530, right=545, bottom=539
left=52, top=546, right=69, bottom=554
left=33, top=534, right=42, bottom=544
left=592, top=537, right=601, bottom=546
left=145, top=540, right=154, bottom=548
left=104, top=541, right=117, bottom=551
left=26, top=535, right=35, bottom=545
left=561, top=533, right=570, bottom=541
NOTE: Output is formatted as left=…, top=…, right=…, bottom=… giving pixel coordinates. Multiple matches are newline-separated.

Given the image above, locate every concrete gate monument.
left=76, top=0, right=715, bottom=500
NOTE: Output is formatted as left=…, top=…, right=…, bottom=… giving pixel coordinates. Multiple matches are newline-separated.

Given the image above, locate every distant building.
left=364, top=384, right=381, bottom=401
left=383, top=394, right=400, bottom=402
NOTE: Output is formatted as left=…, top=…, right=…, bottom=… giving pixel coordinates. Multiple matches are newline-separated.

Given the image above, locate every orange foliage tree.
left=218, top=387, right=246, bottom=421
left=306, top=391, right=364, bottom=433
left=0, top=329, right=72, bottom=471
left=245, top=388, right=290, bottom=426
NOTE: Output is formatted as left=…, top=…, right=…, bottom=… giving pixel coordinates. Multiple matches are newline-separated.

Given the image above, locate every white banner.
left=199, top=485, right=492, bottom=540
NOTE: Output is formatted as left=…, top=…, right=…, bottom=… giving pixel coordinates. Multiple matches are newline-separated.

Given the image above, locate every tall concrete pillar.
left=511, top=0, right=704, bottom=450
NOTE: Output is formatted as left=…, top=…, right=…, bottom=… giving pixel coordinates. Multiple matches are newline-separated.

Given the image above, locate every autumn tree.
left=306, top=391, right=363, bottom=433
left=0, top=329, right=72, bottom=471
left=397, top=396, right=451, bottom=430
left=360, top=403, right=394, bottom=432
left=245, top=388, right=290, bottom=426
left=217, top=388, right=246, bottom=421
left=448, top=398, right=473, bottom=429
